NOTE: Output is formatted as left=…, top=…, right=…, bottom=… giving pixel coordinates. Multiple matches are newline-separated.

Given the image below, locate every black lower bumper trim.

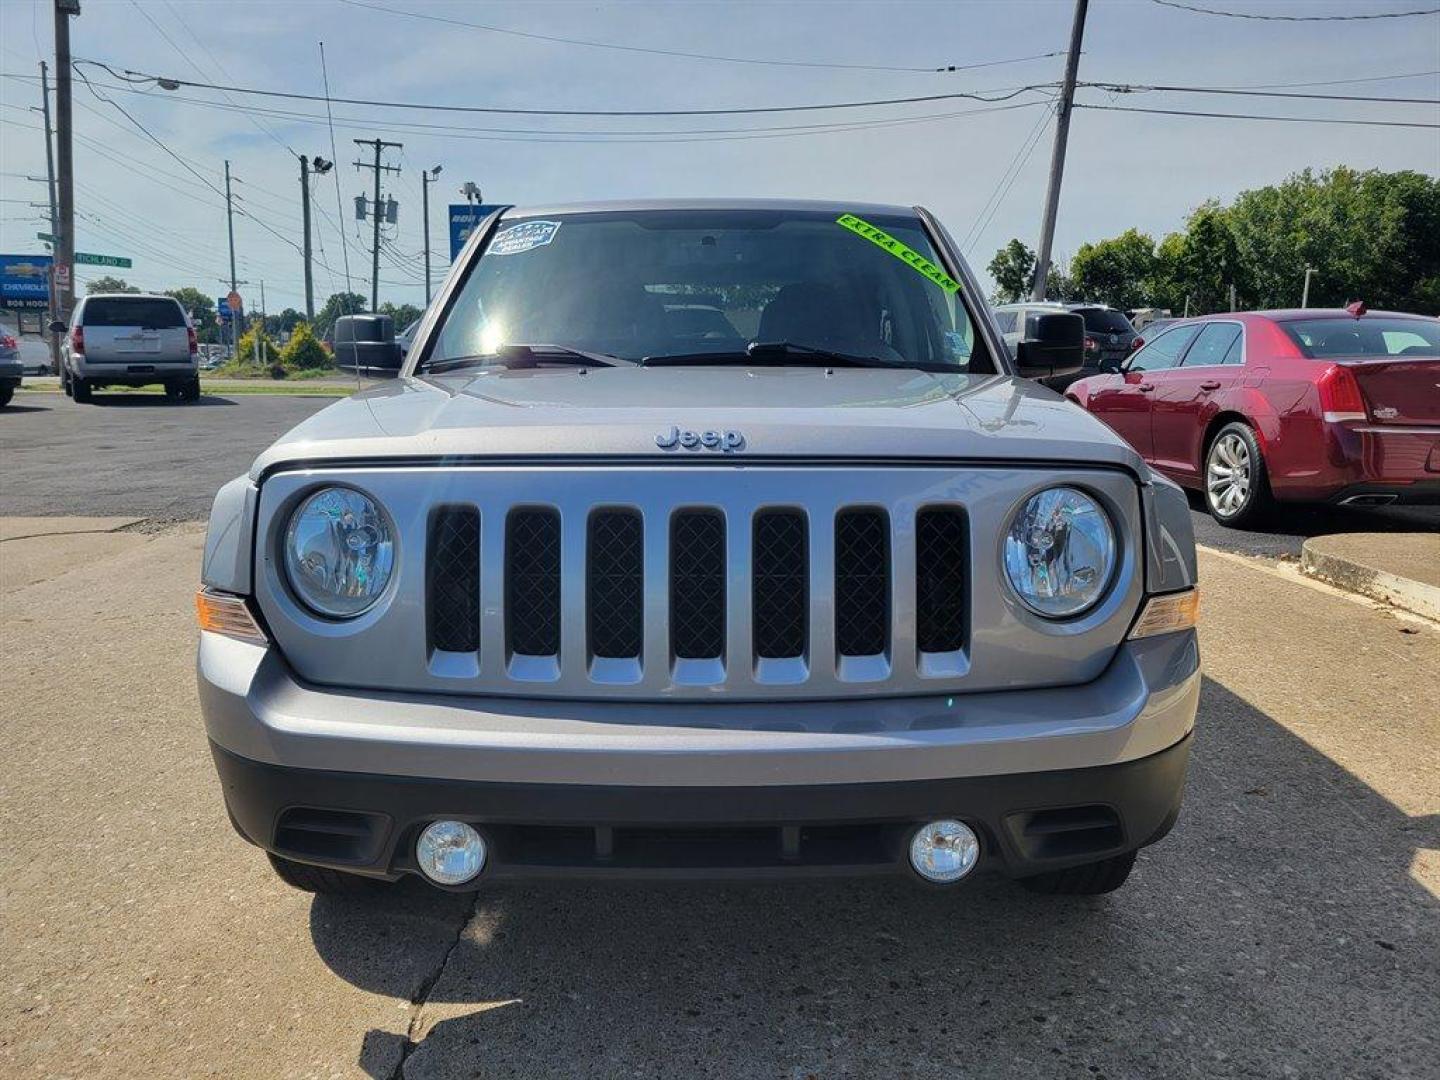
left=210, top=735, right=1191, bottom=884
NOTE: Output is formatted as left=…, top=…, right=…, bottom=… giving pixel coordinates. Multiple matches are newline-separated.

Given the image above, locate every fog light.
left=416, top=820, right=486, bottom=885
left=909, top=820, right=979, bottom=884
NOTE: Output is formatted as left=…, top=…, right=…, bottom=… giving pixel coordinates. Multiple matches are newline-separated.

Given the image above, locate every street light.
left=422, top=166, right=446, bottom=305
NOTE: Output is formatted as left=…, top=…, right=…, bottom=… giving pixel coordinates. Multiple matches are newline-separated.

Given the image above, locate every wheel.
left=183, top=377, right=201, bottom=402
left=267, top=853, right=388, bottom=897
left=1019, top=850, right=1137, bottom=895
left=71, top=375, right=92, bottom=403
left=0, top=384, right=13, bottom=408
left=61, top=367, right=72, bottom=397
left=1204, top=421, right=1271, bottom=527
left=164, top=381, right=186, bottom=403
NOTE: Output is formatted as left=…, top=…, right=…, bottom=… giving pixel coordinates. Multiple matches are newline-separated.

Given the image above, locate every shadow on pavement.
left=306, top=677, right=1437, bottom=1078
left=88, top=394, right=236, bottom=407
left=0, top=403, right=51, bottom=414
left=1186, top=487, right=1440, bottom=539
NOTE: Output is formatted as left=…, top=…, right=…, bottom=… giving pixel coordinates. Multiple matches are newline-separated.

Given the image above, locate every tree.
left=86, top=275, right=139, bottom=294
left=1225, top=167, right=1440, bottom=311
left=987, top=239, right=1036, bottom=303
left=164, top=287, right=218, bottom=343
left=379, top=301, right=422, bottom=329
left=280, top=321, right=331, bottom=371
left=1070, top=229, right=1158, bottom=310
left=314, top=292, right=367, bottom=339
left=266, top=308, right=304, bottom=337
left=1174, top=205, right=1247, bottom=315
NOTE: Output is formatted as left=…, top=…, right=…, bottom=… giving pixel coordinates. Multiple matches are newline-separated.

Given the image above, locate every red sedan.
left=1067, top=306, right=1440, bottom=526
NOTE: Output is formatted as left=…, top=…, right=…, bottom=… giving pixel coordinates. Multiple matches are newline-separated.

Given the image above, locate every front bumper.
left=199, top=628, right=1199, bottom=883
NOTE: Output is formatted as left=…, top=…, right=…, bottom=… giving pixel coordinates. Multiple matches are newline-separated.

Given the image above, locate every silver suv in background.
left=57, top=293, right=200, bottom=404
left=994, top=302, right=1137, bottom=390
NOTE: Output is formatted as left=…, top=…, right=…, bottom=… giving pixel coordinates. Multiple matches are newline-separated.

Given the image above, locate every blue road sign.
left=217, top=297, right=232, bottom=321
left=449, top=204, right=503, bottom=261
left=0, top=253, right=54, bottom=310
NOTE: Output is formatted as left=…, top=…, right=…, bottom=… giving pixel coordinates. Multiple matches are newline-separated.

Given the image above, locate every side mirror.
left=1014, top=312, right=1084, bottom=381
left=48, top=319, right=67, bottom=334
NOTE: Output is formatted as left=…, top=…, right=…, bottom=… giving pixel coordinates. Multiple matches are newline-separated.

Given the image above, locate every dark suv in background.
left=994, top=302, right=1136, bottom=390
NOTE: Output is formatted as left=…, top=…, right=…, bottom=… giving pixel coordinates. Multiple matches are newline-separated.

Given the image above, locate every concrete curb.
left=1300, top=537, right=1440, bottom=621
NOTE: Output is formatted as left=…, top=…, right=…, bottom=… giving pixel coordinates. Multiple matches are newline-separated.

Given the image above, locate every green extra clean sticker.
left=836, top=213, right=961, bottom=294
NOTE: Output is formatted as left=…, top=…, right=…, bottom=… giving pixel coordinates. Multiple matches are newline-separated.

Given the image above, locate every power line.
left=77, top=59, right=1051, bottom=117
left=1200, top=69, right=1440, bottom=90
left=156, top=0, right=298, bottom=156
left=1075, top=102, right=1440, bottom=128
left=963, top=99, right=1055, bottom=254
left=335, top=0, right=1066, bottom=74
left=1081, top=80, right=1439, bottom=104
left=1150, top=0, right=1439, bottom=20
left=62, top=76, right=1051, bottom=143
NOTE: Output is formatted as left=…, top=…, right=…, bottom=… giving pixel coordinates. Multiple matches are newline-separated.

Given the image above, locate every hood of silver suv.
left=249, top=367, right=1144, bottom=477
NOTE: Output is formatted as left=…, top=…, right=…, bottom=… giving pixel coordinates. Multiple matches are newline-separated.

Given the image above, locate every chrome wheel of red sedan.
left=1205, top=423, right=1270, bottom=526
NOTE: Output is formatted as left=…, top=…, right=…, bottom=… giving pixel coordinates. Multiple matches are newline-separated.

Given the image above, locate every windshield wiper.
left=424, top=343, right=632, bottom=373
left=642, top=341, right=893, bottom=368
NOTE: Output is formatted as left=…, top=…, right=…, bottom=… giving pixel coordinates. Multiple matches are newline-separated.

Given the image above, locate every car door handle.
left=1199, top=380, right=1222, bottom=391
left=1137, top=383, right=1155, bottom=392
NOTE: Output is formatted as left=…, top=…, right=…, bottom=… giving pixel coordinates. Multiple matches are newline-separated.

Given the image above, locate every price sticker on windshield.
left=489, top=219, right=561, bottom=256
left=836, top=213, right=961, bottom=294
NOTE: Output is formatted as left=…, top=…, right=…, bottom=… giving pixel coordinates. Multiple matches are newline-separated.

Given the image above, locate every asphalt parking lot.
left=2, top=388, right=1437, bottom=1078
left=3, top=389, right=1436, bottom=551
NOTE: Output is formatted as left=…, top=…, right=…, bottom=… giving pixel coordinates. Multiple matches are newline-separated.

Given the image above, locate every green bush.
left=281, top=321, right=331, bottom=371
left=235, top=323, right=279, bottom=368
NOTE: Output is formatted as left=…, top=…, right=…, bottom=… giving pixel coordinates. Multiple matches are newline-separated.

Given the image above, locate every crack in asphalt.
left=387, top=894, right=480, bottom=1080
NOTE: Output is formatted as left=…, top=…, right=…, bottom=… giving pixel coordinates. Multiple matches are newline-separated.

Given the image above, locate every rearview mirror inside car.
left=1015, top=311, right=1084, bottom=381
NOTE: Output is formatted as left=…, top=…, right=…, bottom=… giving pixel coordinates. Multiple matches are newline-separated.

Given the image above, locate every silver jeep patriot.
left=198, top=200, right=1199, bottom=898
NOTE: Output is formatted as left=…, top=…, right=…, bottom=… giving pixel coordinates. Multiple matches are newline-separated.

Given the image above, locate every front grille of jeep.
left=423, top=500, right=967, bottom=691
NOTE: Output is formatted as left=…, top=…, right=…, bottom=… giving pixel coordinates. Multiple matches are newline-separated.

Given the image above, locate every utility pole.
left=298, top=155, right=333, bottom=322
left=39, top=59, right=61, bottom=369
left=1030, top=0, right=1087, bottom=301
left=54, top=0, right=79, bottom=330
left=300, top=156, right=313, bottom=321
left=353, top=138, right=402, bottom=311
left=421, top=164, right=441, bottom=306
left=224, top=160, right=238, bottom=356
left=1301, top=267, right=1315, bottom=308
left=1228, top=283, right=1237, bottom=313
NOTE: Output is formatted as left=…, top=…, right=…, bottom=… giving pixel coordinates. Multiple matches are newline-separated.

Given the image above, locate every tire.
left=61, top=368, right=72, bottom=397
left=71, top=375, right=92, bottom=403
left=1019, top=850, right=1137, bottom=896
left=267, top=853, right=388, bottom=897
left=0, top=385, right=13, bottom=408
left=1203, top=421, right=1271, bottom=528
left=183, top=377, right=201, bottom=402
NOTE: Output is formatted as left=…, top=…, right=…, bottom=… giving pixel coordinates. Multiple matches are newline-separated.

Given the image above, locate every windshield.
left=1282, top=316, right=1440, bottom=358
left=425, top=209, right=983, bottom=371
left=1077, top=309, right=1134, bottom=334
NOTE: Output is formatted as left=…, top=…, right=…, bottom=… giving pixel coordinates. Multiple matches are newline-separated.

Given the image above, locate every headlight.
left=1003, top=486, right=1116, bottom=618
left=284, top=486, right=395, bottom=618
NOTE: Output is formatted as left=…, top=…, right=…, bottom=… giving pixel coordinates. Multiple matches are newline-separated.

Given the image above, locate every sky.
left=1, top=0, right=1437, bottom=315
